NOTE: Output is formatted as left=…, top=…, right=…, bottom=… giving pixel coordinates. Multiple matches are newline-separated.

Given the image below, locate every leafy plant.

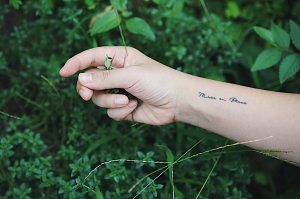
left=9, top=0, right=22, bottom=9
left=1, top=0, right=300, bottom=199
left=90, top=1, right=155, bottom=41
left=97, top=55, right=113, bottom=70
left=252, top=21, right=300, bottom=83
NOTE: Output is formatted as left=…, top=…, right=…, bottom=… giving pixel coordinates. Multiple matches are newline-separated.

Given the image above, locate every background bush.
left=0, top=0, right=300, bottom=198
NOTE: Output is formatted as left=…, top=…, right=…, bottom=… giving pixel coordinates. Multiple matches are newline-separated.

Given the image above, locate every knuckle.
left=94, top=70, right=110, bottom=82
left=126, top=46, right=134, bottom=52
left=127, top=46, right=138, bottom=53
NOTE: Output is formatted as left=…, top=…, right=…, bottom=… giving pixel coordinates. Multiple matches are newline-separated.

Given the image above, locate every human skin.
left=60, top=46, right=300, bottom=164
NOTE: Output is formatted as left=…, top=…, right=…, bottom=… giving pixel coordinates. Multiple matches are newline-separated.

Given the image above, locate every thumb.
left=78, top=68, right=135, bottom=90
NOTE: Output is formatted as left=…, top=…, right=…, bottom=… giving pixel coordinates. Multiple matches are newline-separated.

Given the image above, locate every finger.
left=77, top=67, right=135, bottom=90
left=60, top=46, right=130, bottom=77
left=77, top=81, right=93, bottom=101
left=92, top=91, right=129, bottom=108
left=107, top=100, right=138, bottom=121
left=76, top=69, right=98, bottom=101
left=124, top=104, right=172, bottom=125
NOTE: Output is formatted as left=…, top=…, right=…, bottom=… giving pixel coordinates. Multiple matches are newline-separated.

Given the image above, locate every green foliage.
left=91, top=9, right=120, bottom=35
left=126, top=17, right=156, bottom=41
left=290, top=20, right=300, bottom=50
left=252, top=48, right=282, bottom=71
left=254, top=26, right=274, bottom=44
left=279, top=54, right=300, bottom=84
left=90, top=3, right=155, bottom=41
left=95, top=186, right=104, bottom=199
left=9, top=0, right=22, bottom=9
left=84, top=0, right=97, bottom=10
left=252, top=21, right=300, bottom=84
left=162, top=145, right=175, bottom=196
left=225, top=1, right=240, bottom=19
left=271, top=23, right=290, bottom=49
left=110, top=0, right=127, bottom=11
left=1, top=1, right=300, bottom=199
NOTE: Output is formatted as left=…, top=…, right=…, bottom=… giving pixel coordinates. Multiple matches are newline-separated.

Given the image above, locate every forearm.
left=176, top=72, right=300, bottom=164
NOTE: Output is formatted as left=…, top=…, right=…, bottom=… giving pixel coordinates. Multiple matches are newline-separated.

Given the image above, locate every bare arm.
left=175, top=73, right=300, bottom=164
left=60, top=46, right=300, bottom=164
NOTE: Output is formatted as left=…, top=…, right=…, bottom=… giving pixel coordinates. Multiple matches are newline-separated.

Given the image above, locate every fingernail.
left=79, top=73, right=92, bottom=83
left=115, top=96, right=128, bottom=105
left=128, top=100, right=137, bottom=108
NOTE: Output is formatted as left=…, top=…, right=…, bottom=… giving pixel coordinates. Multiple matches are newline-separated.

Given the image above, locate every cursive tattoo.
left=198, top=91, right=247, bottom=105
left=198, top=92, right=217, bottom=100
left=228, top=97, right=247, bottom=104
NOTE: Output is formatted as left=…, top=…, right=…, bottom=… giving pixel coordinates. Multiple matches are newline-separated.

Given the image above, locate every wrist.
left=174, top=73, right=214, bottom=128
left=174, top=72, right=199, bottom=125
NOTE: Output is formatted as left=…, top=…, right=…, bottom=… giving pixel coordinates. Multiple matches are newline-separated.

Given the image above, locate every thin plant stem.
left=199, top=0, right=236, bottom=50
left=177, top=136, right=273, bottom=163
left=132, top=136, right=273, bottom=198
left=118, top=22, right=128, bottom=56
left=0, top=110, right=23, bottom=120
left=195, top=155, right=221, bottom=199
left=255, top=150, right=299, bottom=167
left=131, top=139, right=205, bottom=198
left=132, top=166, right=170, bottom=199
left=41, top=75, right=60, bottom=96
left=16, top=93, right=46, bottom=111
left=82, top=184, right=96, bottom=194
left=83, top=159, right=170, bottom=183
left=128, top=165, right=168, bottom=193
left=114, top=9, right=128, bottom=56
left=83, top=139, right=205, bottom=195
left=82, top=136, right=274, bottom=197
left=195, top=140, right=227, bottom=199
left=171, top=165, right=174, bottom=199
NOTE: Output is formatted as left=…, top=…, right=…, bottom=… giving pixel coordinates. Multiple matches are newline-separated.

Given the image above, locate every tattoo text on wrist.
left=198, top=91, right=247, bottom=105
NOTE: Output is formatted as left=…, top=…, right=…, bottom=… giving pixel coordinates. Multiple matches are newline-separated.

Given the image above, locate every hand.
left=60, top=46, right=184, bottom=125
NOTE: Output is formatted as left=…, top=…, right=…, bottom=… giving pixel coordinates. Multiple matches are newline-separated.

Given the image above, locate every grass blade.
left=95, top=186, right=104, bottom=199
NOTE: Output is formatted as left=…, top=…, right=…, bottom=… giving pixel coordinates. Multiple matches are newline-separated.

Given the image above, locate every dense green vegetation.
left=1, top=0, right=300, bottom=198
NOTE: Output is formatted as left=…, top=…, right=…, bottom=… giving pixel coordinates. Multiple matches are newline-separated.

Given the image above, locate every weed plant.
left=1, top=0, right=300, bottom=198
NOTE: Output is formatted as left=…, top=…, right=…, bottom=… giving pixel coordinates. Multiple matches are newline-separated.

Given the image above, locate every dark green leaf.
left=164, top=146, right=174, bottom=179
left=110, top=0, right=127, bottom=10
left=279, top=54, right=300, bottom=84
left=90, top=10, right=120, bottom=35
left=122, top=11, right=132, bottom=18
left=225, top=1, right=240, bottom=18
left=254, top=171, right=269, bottom=186
left=290, top=20, right=300, bottom=50
left=153, top=0, right=161, bottom=4
left=125, top=17, right=156, bottom=41
left=172, top=0, right=185, bottom=14
left=9, top=0, right=22, bottom=9
left=162, top=145, right=175, bottom=196
left=271, top=23, right=290, bottom=49
left=253, top=26, right=274, bottom=44
left=84, top=0, right=96, bottom=10
left=252, top=48, right=282, bottom=72
left=95, top=186, right=104, bottom=199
